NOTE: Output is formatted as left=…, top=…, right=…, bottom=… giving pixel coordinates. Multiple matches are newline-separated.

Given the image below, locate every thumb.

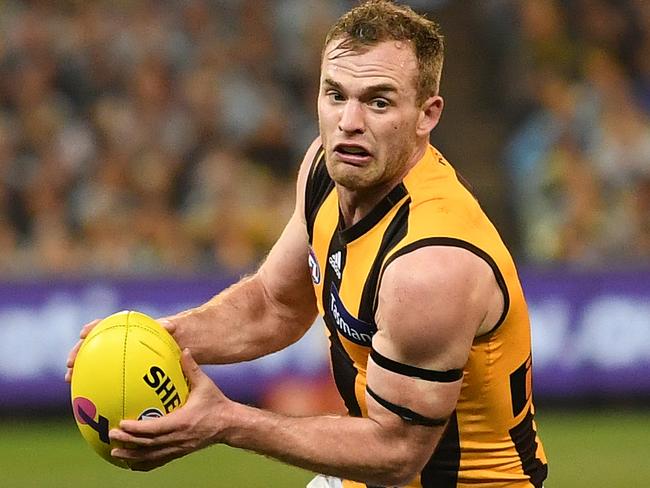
left=180, top=348, right=206, bottom=388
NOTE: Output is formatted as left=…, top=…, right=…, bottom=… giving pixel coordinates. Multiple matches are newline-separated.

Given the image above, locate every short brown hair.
left=324, top=0, right=444, bottom=103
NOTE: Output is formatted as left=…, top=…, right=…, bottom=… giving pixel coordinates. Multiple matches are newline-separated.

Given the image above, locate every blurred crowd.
left=500, top=0, right=650, bottom=266
left=0, top=0, right=649, bottom=277
left=0, top=0, right=350, bottom=276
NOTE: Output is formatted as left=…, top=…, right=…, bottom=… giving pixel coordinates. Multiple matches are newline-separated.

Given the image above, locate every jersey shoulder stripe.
left=305, top=148, right=333, bottom=243
left=357, top=196, right=410, bottom=323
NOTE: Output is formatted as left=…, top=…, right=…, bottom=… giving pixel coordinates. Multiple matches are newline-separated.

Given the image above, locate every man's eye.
left=370, top=99, right=389, bottom=109
left=328, top=92, right=345, bottom=102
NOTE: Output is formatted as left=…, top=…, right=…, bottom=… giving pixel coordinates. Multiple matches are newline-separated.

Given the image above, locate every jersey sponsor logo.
left=329, top=250, right=342, bottom=279
left=329, top=284, right=375, bottom=346
left=308, top=247, right=321, bottom=284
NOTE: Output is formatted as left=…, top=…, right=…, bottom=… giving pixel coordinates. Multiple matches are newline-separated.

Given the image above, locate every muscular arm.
left=166, top=140, right=322, bottom=364
left=221, top=246, right=503, bottom=485
left=113, top=244, right=503, bottom=484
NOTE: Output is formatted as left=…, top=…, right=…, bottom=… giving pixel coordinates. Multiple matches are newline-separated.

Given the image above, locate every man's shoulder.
left=382, top=245, right=493, bottom=293
left=376, top=244, right=495, bottom=360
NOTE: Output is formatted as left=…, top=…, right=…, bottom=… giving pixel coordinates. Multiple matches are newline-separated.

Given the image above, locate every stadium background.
left=0, top=0, right=649, bottom=486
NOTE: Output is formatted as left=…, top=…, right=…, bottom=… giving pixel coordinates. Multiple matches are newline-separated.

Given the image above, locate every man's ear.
left=416, top=95, right=444, bottom=137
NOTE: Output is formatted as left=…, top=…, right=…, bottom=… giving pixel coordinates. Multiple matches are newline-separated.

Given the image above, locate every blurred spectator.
left=0, top=0, right=343, bottom=277
left=505, top=0, right=650, bottom=266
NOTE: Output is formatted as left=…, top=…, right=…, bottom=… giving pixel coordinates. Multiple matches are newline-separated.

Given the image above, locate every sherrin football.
left=70, top=310, right=189, bottom=468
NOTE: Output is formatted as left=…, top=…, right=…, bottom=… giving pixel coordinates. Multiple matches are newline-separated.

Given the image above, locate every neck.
left=337, top=142, right=427, bottom=228
left=337, top=184, right=391, bottom=228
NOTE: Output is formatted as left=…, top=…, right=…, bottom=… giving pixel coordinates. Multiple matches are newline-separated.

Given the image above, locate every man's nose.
left=338, top=101, right=365, bottom=134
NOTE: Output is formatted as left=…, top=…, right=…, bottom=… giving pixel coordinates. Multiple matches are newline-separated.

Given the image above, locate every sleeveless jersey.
left=305, top=145, right=548, bottom=488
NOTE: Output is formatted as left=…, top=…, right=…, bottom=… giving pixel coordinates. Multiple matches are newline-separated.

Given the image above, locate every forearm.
left=223, top=403, right=435, bottom=486
left=166, top=274, right=315, bottom=364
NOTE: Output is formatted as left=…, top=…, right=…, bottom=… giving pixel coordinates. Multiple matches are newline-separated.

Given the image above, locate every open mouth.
left=334, top=144, right=371, bottom=160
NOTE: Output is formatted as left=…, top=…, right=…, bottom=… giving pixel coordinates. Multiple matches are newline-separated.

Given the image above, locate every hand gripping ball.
left=70, top=310, right=189, bottom=468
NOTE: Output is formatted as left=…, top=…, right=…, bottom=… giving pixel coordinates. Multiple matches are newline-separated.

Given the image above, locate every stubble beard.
left=325, top=144, right=411, bottom=195
left=320, top=122, right=419, bottom=194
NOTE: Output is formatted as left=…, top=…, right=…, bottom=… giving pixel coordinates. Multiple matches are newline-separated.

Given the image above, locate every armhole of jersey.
left=375, top=237, right=510, bottom=335
left=304, top=147, right=334, bottom=243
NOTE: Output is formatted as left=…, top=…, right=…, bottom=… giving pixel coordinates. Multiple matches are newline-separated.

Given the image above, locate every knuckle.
left=176, top=418, right=191, bottom=431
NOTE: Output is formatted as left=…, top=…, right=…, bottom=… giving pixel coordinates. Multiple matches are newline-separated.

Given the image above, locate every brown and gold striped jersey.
left=305, top=145, right=548, bottom=488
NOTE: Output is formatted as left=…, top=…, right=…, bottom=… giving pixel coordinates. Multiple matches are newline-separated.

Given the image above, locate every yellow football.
left=70, top=310, right=189, bottom=468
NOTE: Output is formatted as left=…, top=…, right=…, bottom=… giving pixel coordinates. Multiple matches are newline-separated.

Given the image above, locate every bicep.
left=364, top=247, right=498, bottom=462
left=373, top=246, right=498, bottom=370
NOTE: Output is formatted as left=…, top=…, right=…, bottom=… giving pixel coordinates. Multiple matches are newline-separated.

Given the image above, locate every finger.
left=66, top=340, right=83, bottom=368
left=80, top=319, right=101, bottom=339
left=109, top=427, right=178, bottom=446
left=118, top=416, right=178, bottom=437
left=122, top=449, right=182, bottom=472
left=66, top=319, right=101, bottom=368
left=110, top=428, right=154, bottom=446
left=128, top=450, right=184, bottom=472
left=157, top=318, right=176, bottom=335
left=180, top=348, right=205, bottom=388
left=111, top=444, right=181, bottom=465
left=65, top=319, right=102, bottom=383
left=65, top=340, right=84, bottom=382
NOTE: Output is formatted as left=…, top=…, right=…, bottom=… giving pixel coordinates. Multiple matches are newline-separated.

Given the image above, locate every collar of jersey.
left=338, top=183, right=408, bottom=244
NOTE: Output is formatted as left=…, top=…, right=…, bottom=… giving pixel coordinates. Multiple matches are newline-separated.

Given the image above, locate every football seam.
left=80, top=324, right=129, bottom=350
left=122, top=321, right=129, bottom=421
left=81, top=323, right=179, bottom=355
left=127, top=324, right=180, bottom=355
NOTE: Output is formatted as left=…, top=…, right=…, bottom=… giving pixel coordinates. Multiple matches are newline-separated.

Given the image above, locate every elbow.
left=381, top=463, right=421, bottom=487
left=375, top=442, right=428, bottom=486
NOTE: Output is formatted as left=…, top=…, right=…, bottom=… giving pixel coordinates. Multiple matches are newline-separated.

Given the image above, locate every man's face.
left=318, top=39, right=424, bottom=192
